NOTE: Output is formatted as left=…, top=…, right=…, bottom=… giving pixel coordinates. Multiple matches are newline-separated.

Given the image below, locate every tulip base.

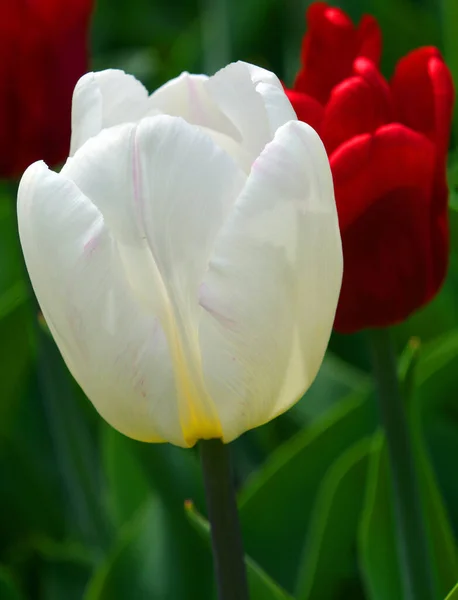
left=200, top=439, right=249, bottom=600
left=369, top=328, right=434, bottom=600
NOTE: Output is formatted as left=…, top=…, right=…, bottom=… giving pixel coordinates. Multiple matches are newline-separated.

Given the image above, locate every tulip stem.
left=369, top=328, right=434, bottom=600
left=200, top=439, right=249, bottom=600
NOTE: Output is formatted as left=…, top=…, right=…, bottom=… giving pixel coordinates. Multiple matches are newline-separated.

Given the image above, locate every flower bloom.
left=285, top=2, right=454, bottom=332
left=18, top=63, right=343, bottom=447
left=0, top=0, right=93, bottom=178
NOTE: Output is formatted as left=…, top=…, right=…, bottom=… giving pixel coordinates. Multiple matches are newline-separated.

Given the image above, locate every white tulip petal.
left=241, top=62, right=298, bottom=137
left=255, top=82, right=298, bottom=137
left=243, top=62, right=285, bottom=88
left=64, top=115, right=246, bottom=308
left=198, top=120, right=343, bottom=442
left=204, top=61, right=298, bottom=161
left=17, top=161, right=195, bottom=444
left=204, top=61, right=273, bottom=159
left=199, top=128, right=254, bottom=173
left=21, top=62, right=341, bottom=447
left=64, top=123, right=140, bottom=244
left=147, top=72, right=241, bottom=142
left=60, top=115, right=246, bottom=446
left=134, top=116, right=247, bottom=292
left=134, top=116, right=247, bottom=444
left=70, top=70, right=149, bottom=155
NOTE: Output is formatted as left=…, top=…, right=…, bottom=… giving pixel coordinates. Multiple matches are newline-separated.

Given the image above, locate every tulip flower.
left=18, top=63, right=343, bottom=447
left=285, top=2, right=454, bottom=332
left=0, top=0, right=93, bottom=178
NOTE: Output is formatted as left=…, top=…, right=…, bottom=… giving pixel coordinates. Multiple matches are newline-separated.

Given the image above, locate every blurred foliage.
left=447, top=583, right=458, bottom=600
left=1, top=0, right=458, bottom=598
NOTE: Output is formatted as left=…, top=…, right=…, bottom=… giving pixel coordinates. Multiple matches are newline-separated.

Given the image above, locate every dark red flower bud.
left=294, top=1, right=381, bottom=104
left=331, top=125, right=437, bottom=331
left=392, top=47, right=454, bottom=158
left=321, top=58, right=393, bottom=154
left=284, top=88, right=324, bottom=133
left=285, top=2, right=454, bottom=332
left=0, top=0, right=93, bottom=178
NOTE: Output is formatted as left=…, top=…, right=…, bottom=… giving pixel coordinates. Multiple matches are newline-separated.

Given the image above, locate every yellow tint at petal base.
left=176, top=367, right=223, bottom=447
left=169, top=327, right=223, bottom=447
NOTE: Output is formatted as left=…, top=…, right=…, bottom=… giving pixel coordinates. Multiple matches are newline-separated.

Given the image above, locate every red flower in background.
left=285, top=2, right=454, bottom=333
left=0, top=0, right=93, bottom=178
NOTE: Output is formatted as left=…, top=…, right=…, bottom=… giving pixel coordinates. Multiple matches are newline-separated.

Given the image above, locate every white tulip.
left=18, top=61, right=343, bottom=447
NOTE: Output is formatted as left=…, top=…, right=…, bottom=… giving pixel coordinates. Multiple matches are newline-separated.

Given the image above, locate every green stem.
left=369, top=328, right=434, bottom=600
left=200, top=439, right=249, bottom=600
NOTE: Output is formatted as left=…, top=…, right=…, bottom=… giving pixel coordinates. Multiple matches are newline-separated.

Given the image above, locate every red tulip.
left=0, top=0, right=93, bottom=178
left=286, top=2, right=454, bottom=332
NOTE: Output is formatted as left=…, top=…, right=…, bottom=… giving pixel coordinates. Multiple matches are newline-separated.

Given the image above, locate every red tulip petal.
left=285, top=89, right=324, bottom=133
left=331, top=124, right=445, bottom=331
left=391, top=47, right=454, bottom=157
left=332, top=124, right=435, bottom=228
left=321, top=58, right=392, bottom=153
left=0, top=0, right=92, bottom=177
left=294, top=2, right=382, bottom=104
left=358, top=15, right=382, bottom=64
left=391, top=46, right=453, bottom=270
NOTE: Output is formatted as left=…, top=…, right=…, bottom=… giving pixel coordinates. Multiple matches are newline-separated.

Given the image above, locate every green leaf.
left=102, top=422, right=207, bottom=524
left=0, top=304, right=33, bottom=434
left=31, top=539, right=94, bottom=600
left=419, top=445, right=458, bottom=599
left=0, top=372, right=67, bottom=548
left=36, top=332, right=110, bottom=549
left=85, top=497, right=213, bottom=600
left=409, top=347, right=458, bottom=598
left=359, top=334, right=458, bottom=600
left=239, top=390, right=376, bottom=590
left=251, top=352, right=370, bottom=474
left=359, top=429, right=458, bottom=600
left=0, top=199, right=33, bottom=433
left=0, top=191, right=108, bottom=552
left=414, top=329, right=458, bottom=541
left=0, top=567, right=24, bottom=600
left=287, top=352, right=369, bottom=424
left=416, top=329, right=458, bottom=386
left=426, top=416, right=458, bottom=542
left=40, top=559, right=91, bottom=600
left=0, top=199, right=29, bottom=319
left=133, top=440, right=206, bottom=512
left=185, top=501, right=293, bottom=600
left=359, top=433, right=403, bottom=600
left=101, top=425, right=150, bottom=528
left=84, top=498, right=169, bottom=600
left=89, top=434, right=213, bottom=599
left=445, top=582, right=458, bottom=600
left=295, top=438, right=371, bottom=600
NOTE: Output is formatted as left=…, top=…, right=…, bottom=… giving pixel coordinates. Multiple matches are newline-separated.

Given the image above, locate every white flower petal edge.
left=147, top=72, right=242, bottom=142
left=18, top=158, right=165, bottom=443
left=204, top=61, right=283, bottom=158
left=19, top=115, right=248, bottom=447
left=21, top=101, right=341, bottom=447
left=70, top=62, right=298, bottom=166
left=236, top=62, right=298, bottom=137
left=70, top=69, right=150, bottom=155
left=199, top=120, right=343, bottom=442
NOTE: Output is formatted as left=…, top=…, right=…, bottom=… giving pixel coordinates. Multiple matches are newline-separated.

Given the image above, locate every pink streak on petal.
left=198, top=282, right=236, bottom=329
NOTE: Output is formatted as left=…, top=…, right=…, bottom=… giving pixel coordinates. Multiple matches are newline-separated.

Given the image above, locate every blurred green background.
left=1, top=0, right=458, bottom=598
